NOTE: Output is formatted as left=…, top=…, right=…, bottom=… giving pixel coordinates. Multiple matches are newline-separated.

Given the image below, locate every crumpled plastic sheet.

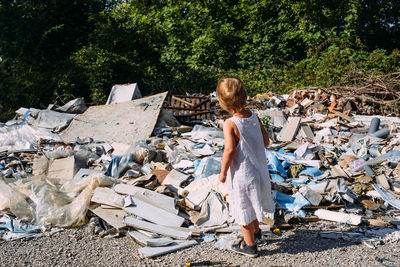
left=0, top=174, right=115, bottom=227
left=182, top=125, right=224, bottom=145
left=26, top=109, right=75, bottom=133
left=301, top=178, right=357, bottom=204
left=55, top=98, right=88, bottom=114
left=215, top=232, right=240, bottom=250
left=190, top=190, right=229, bottom=227
left=274, top=191, right=310, bottom=217
left=106, top=141, right=157, bottom=178
left=0, top=122, right=63, bottom=151
left=194, top=156, right=221, bottom=180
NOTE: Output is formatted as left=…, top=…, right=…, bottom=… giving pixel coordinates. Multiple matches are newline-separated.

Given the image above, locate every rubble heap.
left=1, top=83, right=400, bottom=257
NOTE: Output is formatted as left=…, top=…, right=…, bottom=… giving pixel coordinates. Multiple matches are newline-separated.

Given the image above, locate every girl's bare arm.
left=219, top=120, right=238, bottom=183
left=257, top=116, right=270, bottom=147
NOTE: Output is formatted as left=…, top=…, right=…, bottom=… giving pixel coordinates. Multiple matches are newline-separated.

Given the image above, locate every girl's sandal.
left=254, top=229, right=262, bottom=244
left=229, top=238, right=258, bottom=258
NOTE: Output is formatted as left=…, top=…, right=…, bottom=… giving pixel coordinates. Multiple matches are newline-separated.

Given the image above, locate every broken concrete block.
left=278, top=117, right=301, bottom=142
left=299, top=123, right=314, bottom=140
left=301, top=187, right=323, bottom=206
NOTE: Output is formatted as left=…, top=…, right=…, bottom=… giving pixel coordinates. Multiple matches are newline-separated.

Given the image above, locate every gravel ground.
left=0, top=223, right=399, bottom=267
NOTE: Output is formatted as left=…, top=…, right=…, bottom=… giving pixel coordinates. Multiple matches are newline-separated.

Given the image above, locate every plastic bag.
left=0, top=122, right=63, bottom=151
left=0, top=179, right=34, bottom=222
left=4, top=174, right=115, bottom=227
left=194, top=157, right=222, bottom=180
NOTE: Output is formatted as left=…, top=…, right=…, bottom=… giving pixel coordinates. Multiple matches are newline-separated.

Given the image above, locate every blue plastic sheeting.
left=323, top=145, right=336, bottom=151
left=193, top=143, right=205, bottom=149
left=274, top=191, right=309, bottom=217
left=290, top=177, right=309, bottom=186
left=271, top=174, right=285, bottom=183
left=0, top=214, right=40, bottom=233
left=282, top=161, right=291, bottom=169
left=193, top=159, right=201, bottom=171
left=0, top=164, right=3, bottom=169
left=106, top=155, right=123, bottom=177
left=201, top=233, right=216, bottom=242
left=267, top=154, right=287, bottom=177
left=194, top=157, right=221, bottom=180
left=299, top=167, right=323, bottom=177
left=23, top=110, right=30, bottom=121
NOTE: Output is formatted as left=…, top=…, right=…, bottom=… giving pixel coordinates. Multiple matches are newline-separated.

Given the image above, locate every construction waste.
left=1, top=84, right=400, bottom=258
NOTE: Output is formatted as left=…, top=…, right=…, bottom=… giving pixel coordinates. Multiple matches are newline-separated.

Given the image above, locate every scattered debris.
left=1, top=87, right=400, bottom=259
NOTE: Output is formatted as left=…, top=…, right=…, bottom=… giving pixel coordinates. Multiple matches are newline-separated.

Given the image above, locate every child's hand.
left=218, top=173, right=227, bottom=183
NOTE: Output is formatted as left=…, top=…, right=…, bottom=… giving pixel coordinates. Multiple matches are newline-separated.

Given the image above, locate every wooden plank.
left=124, top=216, right=192, bottom=239
left=174, top=111, right=211, bottom=117
left=172, top=96, right=194, bottom=107
left=123, top=194, right=184, bottom=227
left=191, top=98, right=210, bottom=109
left=89, top=205, right=127, bottom=230
left=173, top=95, right=208, bottom=99
left=167, top=107, right=210, bottom=111
left=332, top=110, right=355, bottom=123
left=138, top=240, right=198, bottom=258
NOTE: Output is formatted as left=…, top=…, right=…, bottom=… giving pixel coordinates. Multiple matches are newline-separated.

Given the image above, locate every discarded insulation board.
left=124, top=216, right=191, bottom=240
left=373, top=184, right=400, bottom=210
left=91, top=187, right=124, bottom=208
left=278, top=117, right=301, bottom=142
left=106, top=83, right=142, bottom=105
left=114, top=183, right=177, bottom=214
left=61, top=92, right=167, bottom=143
left=139, top=240, right=198, bottom=258
left=89, top=205, right=128, bottom=230
left=128, top=231, right=174, bottom=247
left=123, top=195, right=184, bottom=227
left=47, top=156, right=77, bottom=183
left=299, top=123, right=314, bottom=140
left=315, top=209, right=362, bottom=226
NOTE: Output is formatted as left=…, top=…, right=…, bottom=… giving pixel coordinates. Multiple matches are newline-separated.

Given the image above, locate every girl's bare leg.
left=252, top=219, right=260, bottom=233
left=240, top=224, right=255, bottom=246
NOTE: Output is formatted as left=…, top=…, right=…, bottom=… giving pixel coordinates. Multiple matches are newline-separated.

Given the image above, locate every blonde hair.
left=216, top=76, right=247, bottom=113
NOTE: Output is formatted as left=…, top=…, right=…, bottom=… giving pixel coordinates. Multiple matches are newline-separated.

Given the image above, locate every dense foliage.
left=1, top=0, right=399, bottom=121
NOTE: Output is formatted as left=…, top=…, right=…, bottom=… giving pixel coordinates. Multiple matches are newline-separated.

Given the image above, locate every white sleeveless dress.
left=226, top=113, right=274, bottom=225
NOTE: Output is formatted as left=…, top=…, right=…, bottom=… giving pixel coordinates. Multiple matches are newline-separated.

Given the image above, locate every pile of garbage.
left=1, top=83, right=400, bottom=257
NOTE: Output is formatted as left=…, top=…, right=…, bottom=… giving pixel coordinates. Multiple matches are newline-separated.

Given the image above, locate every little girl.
left=217, top=77, right=274, bottom=258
